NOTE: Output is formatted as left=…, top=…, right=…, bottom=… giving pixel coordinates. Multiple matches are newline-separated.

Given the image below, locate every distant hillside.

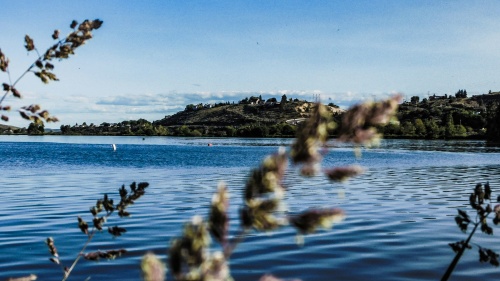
left=51, top=91, right=500, bottom=139
left=154, top=100, right=343, bottom=127
left=0, top=124, right=20, bottom=132
left=393, top=92, right=500, bottom=139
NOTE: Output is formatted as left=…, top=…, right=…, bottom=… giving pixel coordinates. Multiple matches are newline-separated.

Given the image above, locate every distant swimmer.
left=208, top=143, right=213, bottom=146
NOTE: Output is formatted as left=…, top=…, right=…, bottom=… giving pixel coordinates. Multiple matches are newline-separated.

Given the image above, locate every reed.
left=6, top=19, right=496, bottom=281
left=0, top=19, right=102, bottom=124
left=442, top=182, right=500, bottom=281
left=147, top=96, right=402, bottom=281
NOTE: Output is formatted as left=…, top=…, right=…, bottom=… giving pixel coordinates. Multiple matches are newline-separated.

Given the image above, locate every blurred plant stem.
left=441, top=223, right=479, bottom=281
left=62, top=231, right=96, bottom=281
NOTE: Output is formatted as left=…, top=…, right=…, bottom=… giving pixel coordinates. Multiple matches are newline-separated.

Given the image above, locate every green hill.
left=154, top=100, right=343, bottom=127
left=54, top=91, right=499, bottom=139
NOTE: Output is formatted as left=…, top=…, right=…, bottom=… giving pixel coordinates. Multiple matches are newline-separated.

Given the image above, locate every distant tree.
left=424, top=119, right=442, bottom=139
left=455, top=124, right=467, bottom=137
left=281, top=94, right=287, bottom=104
left=60, top=124, right=71, bottom=134
left=443, top=113, right=456, bottom=138
left=410, top=96, right=420, bottom=104
left=401, top=121, right=416, bottom=136
left=280, top=94, right=287, bottom=110
left=154, top=125, right=169, bottom=136
left=178, top=125, right=191, bottom=136
left=225, top=126, right=237, bottom=137
left=280, top=123, right=296, bottom=136
left=414, top=119, right=427, bottom=137
left=455, top=89, right=467, bottom=99
left=189, top=129, right=202, bottom=137
left=382, top=123, right=401, bottom=136
left=185, top=104, right=196, bottom=111
left=27, top=122, right=44, bottom=135
left=486, top=102, right=500, bottom=141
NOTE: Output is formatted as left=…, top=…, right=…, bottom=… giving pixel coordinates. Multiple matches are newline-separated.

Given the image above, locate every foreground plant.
left=46, top=181, right=149, bottom=281
left=442, top=182, right=499, bottom=281
left=158, top=96, right=401, bottom=281
left=0, top=19, right=102, bottom=124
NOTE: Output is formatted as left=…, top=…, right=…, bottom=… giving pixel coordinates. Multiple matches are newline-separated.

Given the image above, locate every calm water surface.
left=1, top=136, right=500, bottom=281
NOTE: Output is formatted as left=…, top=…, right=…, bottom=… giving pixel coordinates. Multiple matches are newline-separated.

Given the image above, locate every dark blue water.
left=1, top=136, right=500, bottom=281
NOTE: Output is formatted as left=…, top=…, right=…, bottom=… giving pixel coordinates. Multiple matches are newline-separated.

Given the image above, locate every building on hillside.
left=249, top=96, right=261, bottom=105
left=429, top=94, right=447, bottom=101
left=471, top=92, right=500, bottom=104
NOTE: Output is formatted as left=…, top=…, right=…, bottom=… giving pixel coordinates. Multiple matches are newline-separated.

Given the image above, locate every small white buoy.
left=112, top=144, right=116, bottom=151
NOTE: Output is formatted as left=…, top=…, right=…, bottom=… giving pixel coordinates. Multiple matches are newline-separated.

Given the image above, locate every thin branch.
left=62, top=229, right=96, bottom=281
left=441, top=222, right=480, bottom=281
left=223, top=229, right=248, bottom=258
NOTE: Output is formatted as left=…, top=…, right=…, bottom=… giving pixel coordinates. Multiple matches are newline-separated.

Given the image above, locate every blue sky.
left=1, top=1, right=500, bottom=127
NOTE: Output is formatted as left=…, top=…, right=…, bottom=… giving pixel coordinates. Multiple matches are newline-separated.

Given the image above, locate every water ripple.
left=1, top=138, right=500, bottom=280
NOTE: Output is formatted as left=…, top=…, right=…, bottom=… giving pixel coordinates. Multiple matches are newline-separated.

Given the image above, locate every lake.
left=1, top=136, right=500, bottom=281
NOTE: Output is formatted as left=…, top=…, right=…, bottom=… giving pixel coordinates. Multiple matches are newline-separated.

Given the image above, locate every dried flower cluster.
left=478, top=247, right=500, bottom=266
left=162, top=97, right=404, bottom=281
left=290, top=103, right=335, bottom=176
left=325, top=165, right=365, bottom=182
left=80, top=181, right=148, bottom=237
left=0, top=19, right=102, bottom=123
left=83, top=249, right=127, bottom=261
left=209, top=183, right=230, bottom=244
left=241, top=149, right=288, bottom=231
left=141, top=252, right=166, bottom=281
left=46, top=237, right=60, bottom=264
left=46, top=181, right=148, bottom=280
left=337, top=94, right=401, bottom=146
left=168, top=216, right=232, bottom=281
left=290, top=208, right=345, bottom=235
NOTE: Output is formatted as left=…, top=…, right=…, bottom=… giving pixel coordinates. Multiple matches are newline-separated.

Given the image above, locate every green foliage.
left=401, top=121, right=416, bottom=136
left=455, top=124, right=467, bottom=137
left=59, top=120, right=170, bottom=136
left=424, top=119, right=442, bottom=139
left=27, top=122, right=44, bottom=135
left=185, top=104, right=196, bottom=111
left=224, top=126, right=237, bottom=137
left=410, top=96, right=420, bottom=104
left=414, top=118, right=426, bottom=137
left=382, top=123, right=401, bottom=136
left=486, top=103, right=500, bottom=141
left=455, top=89, right=468, bottom=98
left=444, top=113, right=456, bottom=138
